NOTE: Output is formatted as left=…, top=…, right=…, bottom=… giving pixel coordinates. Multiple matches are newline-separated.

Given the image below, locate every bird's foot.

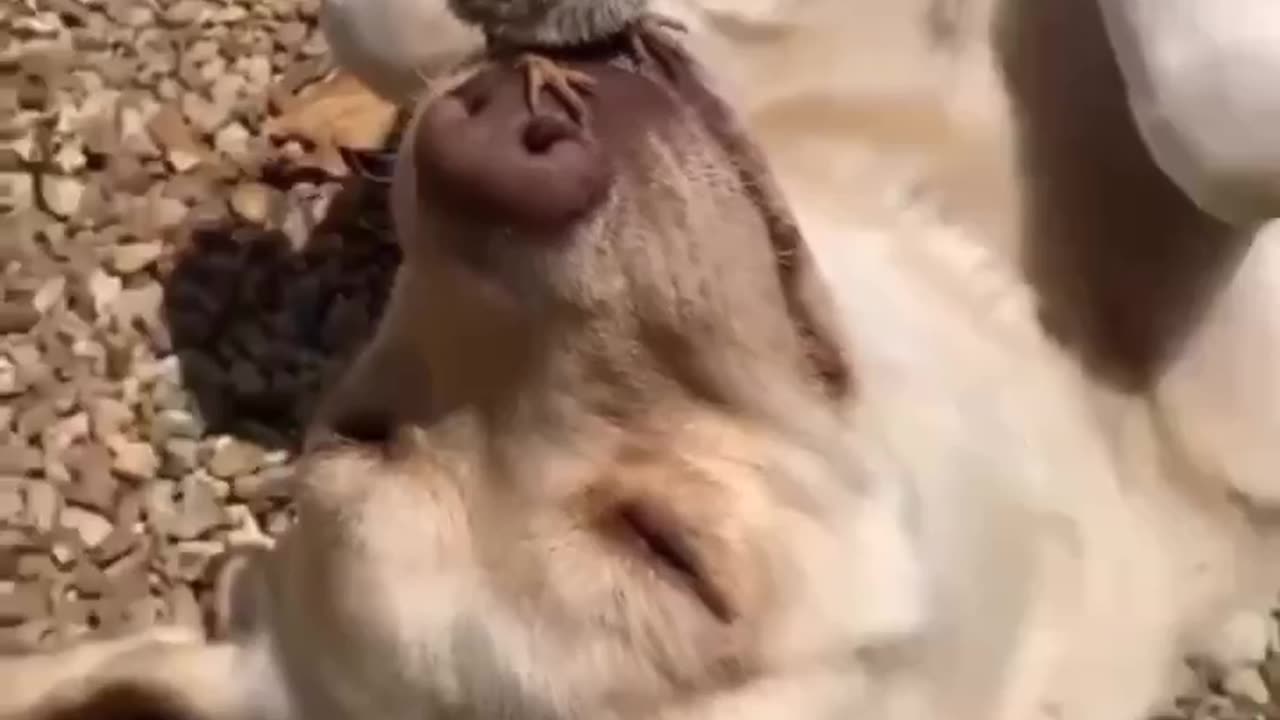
left=514, top=53, right=596, bottom=123
left=626, top=12, right=691, bottom=81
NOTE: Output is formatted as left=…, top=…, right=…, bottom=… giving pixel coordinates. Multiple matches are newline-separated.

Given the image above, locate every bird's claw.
left=627, top=12, right=691, bottom=81
left=515, top=53, right=597, bottom=123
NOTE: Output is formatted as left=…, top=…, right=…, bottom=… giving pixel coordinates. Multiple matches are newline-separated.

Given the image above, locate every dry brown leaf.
left=264, top=70, right=399, bottom=176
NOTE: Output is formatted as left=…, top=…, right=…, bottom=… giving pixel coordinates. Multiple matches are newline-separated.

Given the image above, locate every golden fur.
left=6, top=2, right=1280, bottom=720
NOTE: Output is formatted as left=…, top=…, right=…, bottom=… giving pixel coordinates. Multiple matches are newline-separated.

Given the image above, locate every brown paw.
left=515, top=53, right=597, bottom=123
left=627, top=13, right=691, bottom=81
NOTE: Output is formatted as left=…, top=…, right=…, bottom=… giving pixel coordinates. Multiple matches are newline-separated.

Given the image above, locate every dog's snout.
left=412, top=66, right=612, bottom=232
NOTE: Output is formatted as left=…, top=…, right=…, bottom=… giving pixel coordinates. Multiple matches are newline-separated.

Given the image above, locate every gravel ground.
left=0, top=0, right=1278, bottom=718
left=1, top=0, right=400, bottom=650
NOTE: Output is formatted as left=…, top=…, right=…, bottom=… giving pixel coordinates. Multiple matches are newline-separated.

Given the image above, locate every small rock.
left=162, top=0, right=206, bottom=25
left=17, top=402, right=57, bottom=439
left=155, top=409, right=203, bottom=440
left=31, top=276, right=66, bottom=314
left=88, top=397, right=132, bottom=442
left=16, top=553, right=57, bottom=581
left=186, top=39, right=221, bottom=64
left=0, top=443, right=41, bottom=476
left=181, top=92, right=231, bottom=135
left=0, top=356, right=26, bottom=394
left=228, top=182, right=276, bottom=224
left=224, top=504, right=272, bottom=549
left=0, top=172, right=35, bottom=214
left=39, top=176, right=84, bottom=219
left=109, top=242, right=164, bottom=275
left=44, top=413, right=90, bottom=455
left=113, top=281, right=164, bottom=332
left=0, top=478, right=22, bottom=524
left=51, top=143, right=87, bottom=175
left=21, top=482, right=60, bottom=531
left=120, top=595, right=166, bottom=634
left=231, top=465, right=292, bottom=502
left=61, top=506, right=113, bottom=548
left=43, top=457, right=71, bottom=486
left=16, top=76, right=49, bottom=112
left=119, top=107, right=163, bottom=160
left=109, top=438, right=159, bottom=481
left=209, top=74, right=245, bottom=107
left=87, top=269, right=123, bottom=317
left=90, top=526, right=137, bottom=566
left=143, top=480, right=178, bottom=536
left=277, top=21, right=308, bottom=49
left=9, top=345, right=44, bottom=384
left=148, top=105, right=206, bottom=172
left=173, top=475, right=228, bottom=540
left=207, top=437, right=266, bottom=479
left=213, top=121, right=252, bottom=165
left=0, top=304, right=40, bottom=335
left=105, top=0, right=153, bottom=27
left=148, top=195, right=189, bottom=231
left=162, top=439, right=199, bottom=476
left=169, top=539, right=223, bottom=582
left=71, top=558, right=111, bottom=597
left=65, top=444, right=118, bottom=513
left=241, top=56, right=273, bottom=93
left=50, top=540, right=78, bottom=568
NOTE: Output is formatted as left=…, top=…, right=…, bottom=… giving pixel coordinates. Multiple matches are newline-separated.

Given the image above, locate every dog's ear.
left=648, top=44, right=854, bottom=402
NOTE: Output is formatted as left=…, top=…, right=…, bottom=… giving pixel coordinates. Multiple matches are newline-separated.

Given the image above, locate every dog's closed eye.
left=606, top=498, right=737, bottom=624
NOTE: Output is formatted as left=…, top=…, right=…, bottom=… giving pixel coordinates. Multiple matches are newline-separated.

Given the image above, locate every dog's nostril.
left=522, top=116, right=576, bottom=155
left=463, top=92, right=489, bottom=116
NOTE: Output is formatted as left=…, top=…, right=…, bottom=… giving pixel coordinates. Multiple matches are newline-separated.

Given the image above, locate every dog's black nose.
left=412, top=64, right=613, bottom=231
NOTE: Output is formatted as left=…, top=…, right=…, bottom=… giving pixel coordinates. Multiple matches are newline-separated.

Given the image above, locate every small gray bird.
left=446, top=0, right=688, bottom=121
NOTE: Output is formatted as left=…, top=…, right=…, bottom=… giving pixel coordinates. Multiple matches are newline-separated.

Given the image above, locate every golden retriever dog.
left=5, top=1, right=1280, bottom=719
